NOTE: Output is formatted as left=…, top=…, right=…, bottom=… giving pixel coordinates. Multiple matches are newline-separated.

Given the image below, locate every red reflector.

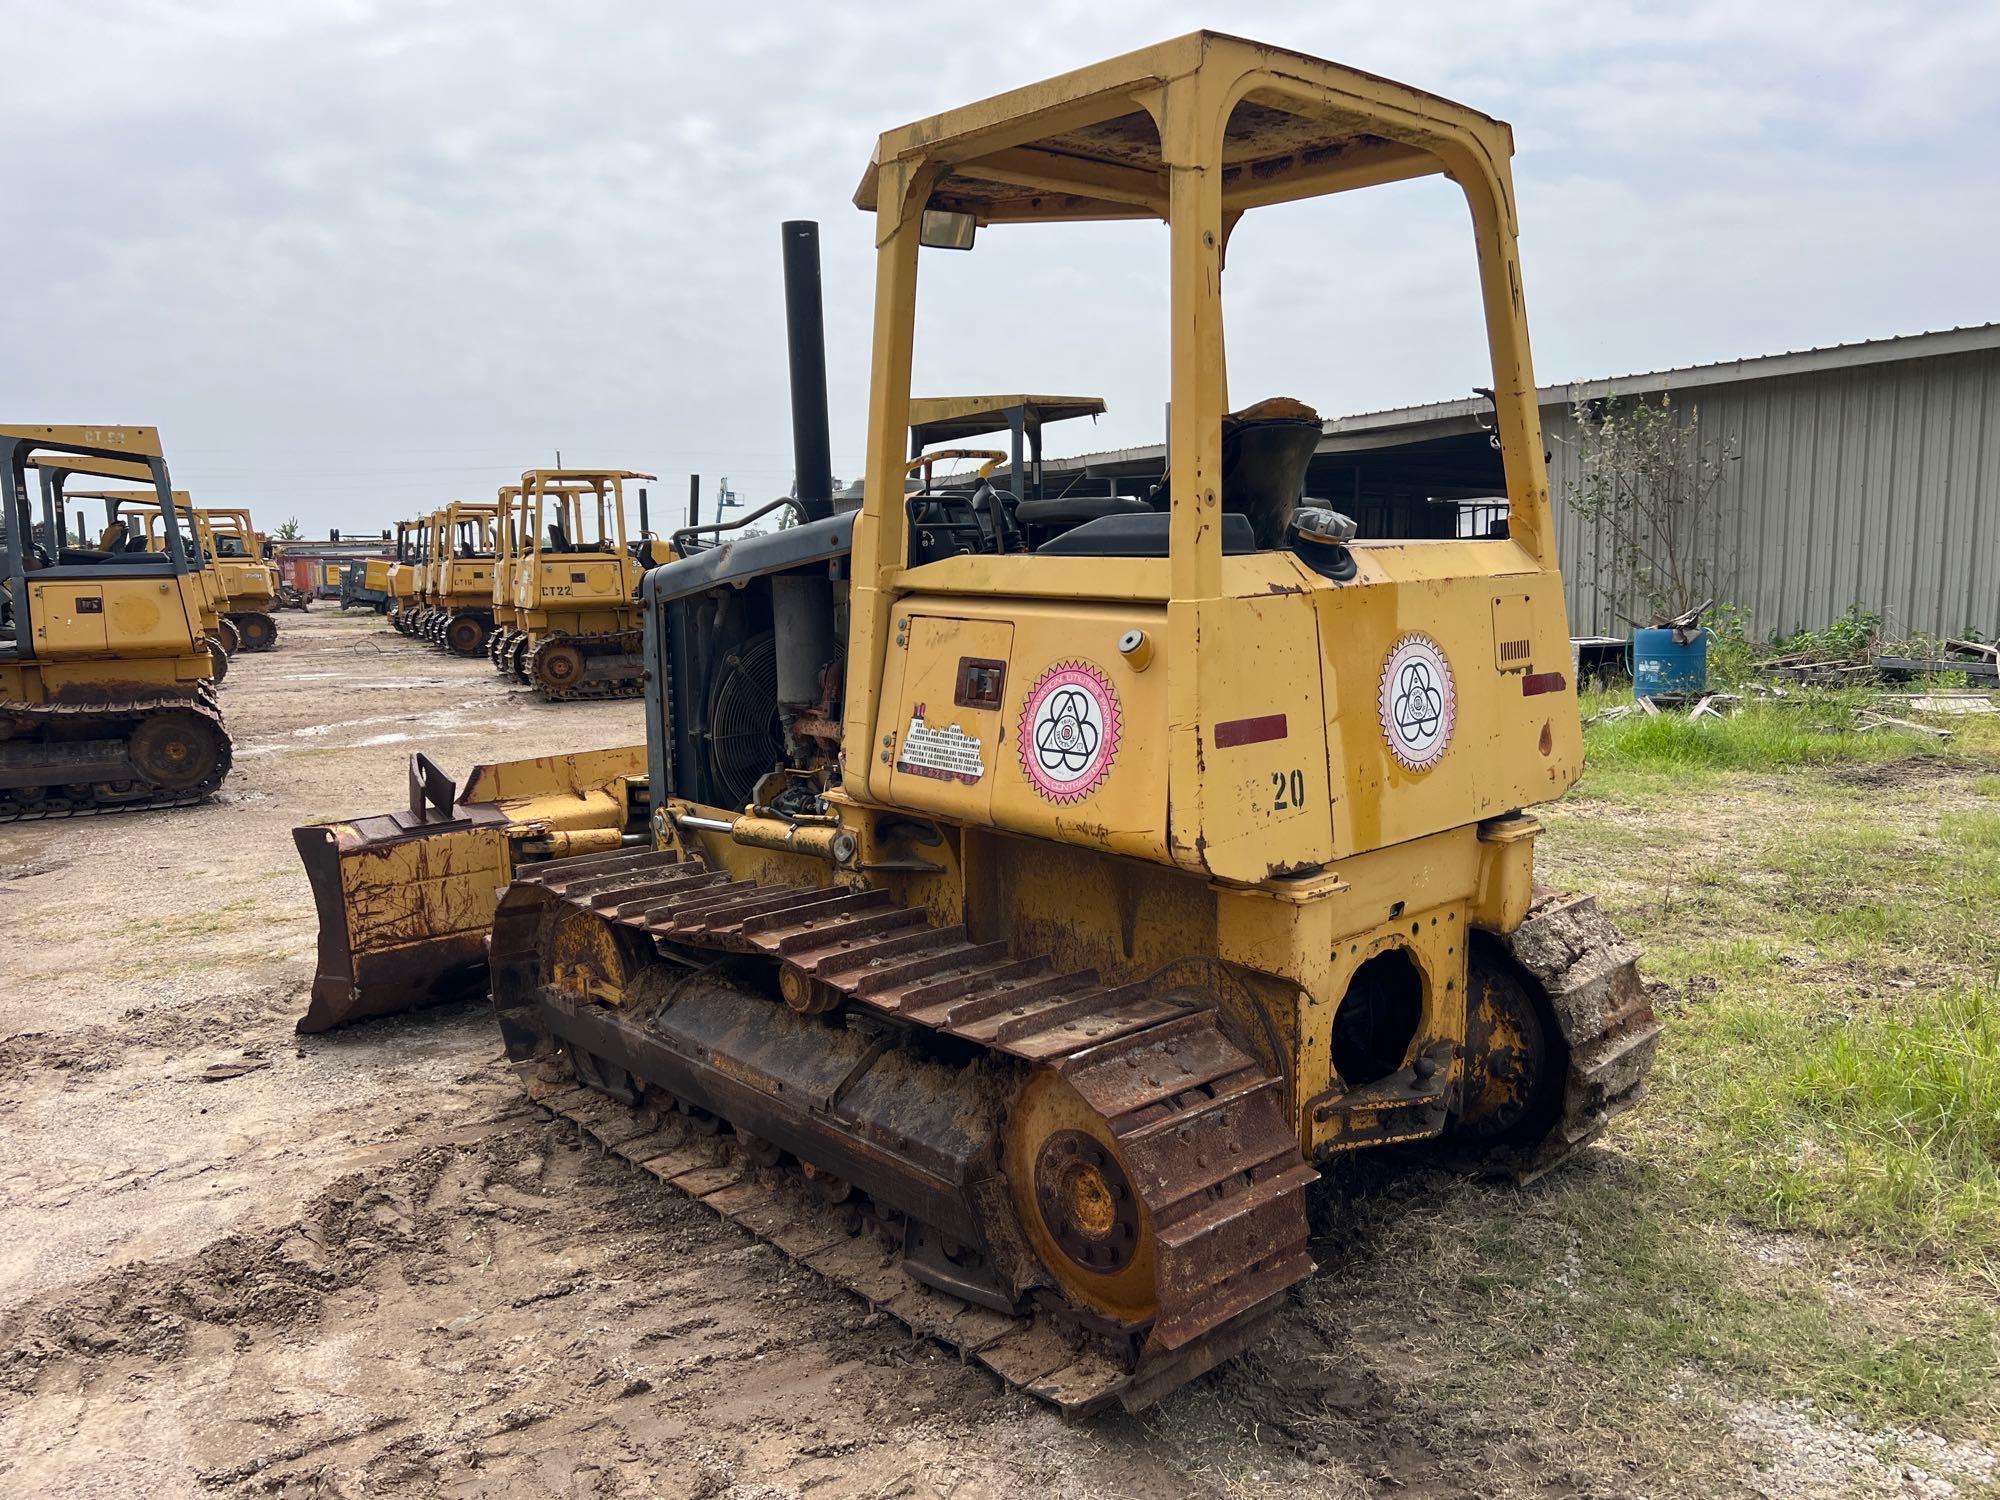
left=1522, top=671, right=1568, bottom=696
left=1213, top=713, right=1289, bottom=748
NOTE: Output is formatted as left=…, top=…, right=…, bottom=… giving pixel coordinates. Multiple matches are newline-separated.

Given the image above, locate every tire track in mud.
left=0, top=1115, right=1059, bottom=1497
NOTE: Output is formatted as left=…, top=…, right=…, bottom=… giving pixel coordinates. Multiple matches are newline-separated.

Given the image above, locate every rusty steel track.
left=0, top=683, right=231, bottom=822
left=524, top=1073, right=1285, bottom=1413
left=494, top=846, right=1319, bottom=1412
left=524, top=630, right=645, bottom=701
left=1491, top=889, right=1663, bottom=1182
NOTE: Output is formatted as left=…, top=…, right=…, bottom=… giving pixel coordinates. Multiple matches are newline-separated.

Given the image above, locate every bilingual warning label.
left=895, top=714, right=986, bottom=784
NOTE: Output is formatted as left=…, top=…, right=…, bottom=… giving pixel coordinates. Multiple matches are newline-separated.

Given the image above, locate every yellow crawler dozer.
left=386, top=517, right=425, bottom=635
left=201, top=506, right=282, bottom=651
left=489, top=468, right=663, bottom=700
left=2, top=427, right=232, bottom=818
left=411, top=500, right=500, bottom=655
left=54, top=486, right=238, bottom=672
left=299, top=35, right=1660, bottom=1414
left=487, top=481, right=557, bottom=678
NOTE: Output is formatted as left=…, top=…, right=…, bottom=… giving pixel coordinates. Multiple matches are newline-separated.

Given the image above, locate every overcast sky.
left=6, top=1, right=1997, bottom=537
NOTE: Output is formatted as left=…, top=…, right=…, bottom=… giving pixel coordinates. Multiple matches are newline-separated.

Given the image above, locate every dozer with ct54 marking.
left=299, top=34, right=1659, bottom=1415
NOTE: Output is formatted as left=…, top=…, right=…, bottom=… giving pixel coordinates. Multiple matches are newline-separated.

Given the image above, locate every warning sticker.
left=895, top=710, right=986, bottom=785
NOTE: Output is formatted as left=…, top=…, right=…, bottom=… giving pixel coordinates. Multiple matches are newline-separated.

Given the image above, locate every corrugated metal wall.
left=1550, top=346, right=2000, bottom=640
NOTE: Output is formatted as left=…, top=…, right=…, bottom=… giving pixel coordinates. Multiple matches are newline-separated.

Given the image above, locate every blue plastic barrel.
left=1632, top=627, right=1709, bottom=699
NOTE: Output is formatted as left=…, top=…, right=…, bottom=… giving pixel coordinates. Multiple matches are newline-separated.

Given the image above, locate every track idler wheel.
left=216, top=616, right=242, bottom=655
left=1003, top=1072, right=1158, bottom=1329
left=234, top=612, right=278, bottom=652
left=202, top=634, right=231, bottom=680
left=446, top=613, right=489, bottom=657
left=532, top=640, right=587, bottom=694
left=129, top=710, right=227, bottom=793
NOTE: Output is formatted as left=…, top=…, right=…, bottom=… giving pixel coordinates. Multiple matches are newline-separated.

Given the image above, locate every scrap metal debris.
left=1854, top=708, right=1952, bottom=741
left=198, top=1052, right=272, bottom=1082
left=1873, top=639, right=1999, bottom=683
left=1585, top=692, right=1743, bottom=726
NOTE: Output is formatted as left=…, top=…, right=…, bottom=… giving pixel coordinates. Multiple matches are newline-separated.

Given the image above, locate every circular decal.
left=1017, top=659, right=1123, bottom=804
left=1378, top=633, right=1456, bottom=771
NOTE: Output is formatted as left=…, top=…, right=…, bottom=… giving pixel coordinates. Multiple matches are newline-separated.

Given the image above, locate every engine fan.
left=705, top=630, right=784, bottom=809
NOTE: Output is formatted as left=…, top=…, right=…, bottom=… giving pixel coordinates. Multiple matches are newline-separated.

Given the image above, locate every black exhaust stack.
left=781, top=220, right=834, bottom=522
left=688, top=473, right=701, bottom=529
left=638, top=485, right=651, bottom=537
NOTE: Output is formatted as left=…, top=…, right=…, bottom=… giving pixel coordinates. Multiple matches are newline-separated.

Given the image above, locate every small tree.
left=274, top=516, right=303, bottom=540
left=1567, top=392, right=1738, bottom=625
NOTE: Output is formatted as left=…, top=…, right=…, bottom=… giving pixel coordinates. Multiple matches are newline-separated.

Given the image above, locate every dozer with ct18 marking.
left=413, top=499, right=500, bottom=655
left=1, top=427, right=232, bottom=819
left=98, top=496, right=272, bottom=655
left=297, top=35, right=1660, bottom=1414
left=56, top=488, right=238, bottom=668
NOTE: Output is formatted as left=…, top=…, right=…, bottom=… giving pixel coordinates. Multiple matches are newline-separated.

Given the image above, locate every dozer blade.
left=294, top=745, right=646, bottom=1032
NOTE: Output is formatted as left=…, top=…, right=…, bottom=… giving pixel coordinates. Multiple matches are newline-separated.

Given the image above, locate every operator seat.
left=1014, top=490, right=1154, bottom=548
left=56, top=517, right=125, bottom=565
left=1033, top=397, right=1324, bottom=557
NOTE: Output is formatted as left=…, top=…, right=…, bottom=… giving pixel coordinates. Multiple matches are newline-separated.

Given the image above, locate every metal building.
left=1038, top=324, right=2000, bottom=639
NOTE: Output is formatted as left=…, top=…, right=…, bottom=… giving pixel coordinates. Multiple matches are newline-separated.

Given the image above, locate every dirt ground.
left=0, top=614, right=1969, bottom=1499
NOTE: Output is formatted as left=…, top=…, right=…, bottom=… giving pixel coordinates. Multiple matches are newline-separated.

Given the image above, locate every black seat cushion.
left=1035, top=511, right=1257, bottom=558
left=1015, top=493, right=1156, bottom=530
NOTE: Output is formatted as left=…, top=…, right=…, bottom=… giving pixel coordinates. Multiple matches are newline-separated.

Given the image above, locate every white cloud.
left=2, top=0, right=1995, bottom=532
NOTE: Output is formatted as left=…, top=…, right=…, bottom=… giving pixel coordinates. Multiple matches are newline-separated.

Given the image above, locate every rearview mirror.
left=920, top=209, right=977, bottom=251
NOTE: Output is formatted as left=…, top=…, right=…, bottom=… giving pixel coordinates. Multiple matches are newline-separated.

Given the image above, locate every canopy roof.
left=519, top=468, right=657, bottom=483
left=908, top=395, right=1106, bottom=446
left=854, top=31, right=1504, bottom=225
left=1, top=425, right=164, bottom=459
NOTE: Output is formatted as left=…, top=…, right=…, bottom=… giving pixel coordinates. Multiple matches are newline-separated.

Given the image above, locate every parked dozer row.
left=384, top=473, right=665, bottom=700
left=294, top=33, right=1659, bottom=1419
left=2, top=426, right=233, bottom=819
left=393, top=500, right=499, bottom=654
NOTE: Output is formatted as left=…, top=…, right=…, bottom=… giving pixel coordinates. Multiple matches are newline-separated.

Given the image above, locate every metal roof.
left=1046, top=322, right=2000, bottom=472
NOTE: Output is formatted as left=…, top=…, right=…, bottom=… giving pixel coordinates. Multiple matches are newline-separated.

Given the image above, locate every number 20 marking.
left=1271, top=768, right=1307, bottom=810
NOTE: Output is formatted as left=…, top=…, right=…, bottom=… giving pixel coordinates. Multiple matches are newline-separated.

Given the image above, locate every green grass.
left=1680, top=983, right=2000, bottom=1255
left=1944, top=810, right=2000, bottom=848
left=1509, top=712, right=2000, bottom=1456
left=1446, top=1169, right=2000, bottom=1433
left=1582, top=690, right=1945, bottom=776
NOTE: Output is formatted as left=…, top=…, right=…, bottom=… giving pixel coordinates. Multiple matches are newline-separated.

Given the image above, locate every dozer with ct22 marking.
left=298, top=34, right=1661, bottom=1415
left=486, top=480, right=596, bottom=681
left=499, top=467, right=664, bottom=701
left=1, top=427, right=231, bottom=820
